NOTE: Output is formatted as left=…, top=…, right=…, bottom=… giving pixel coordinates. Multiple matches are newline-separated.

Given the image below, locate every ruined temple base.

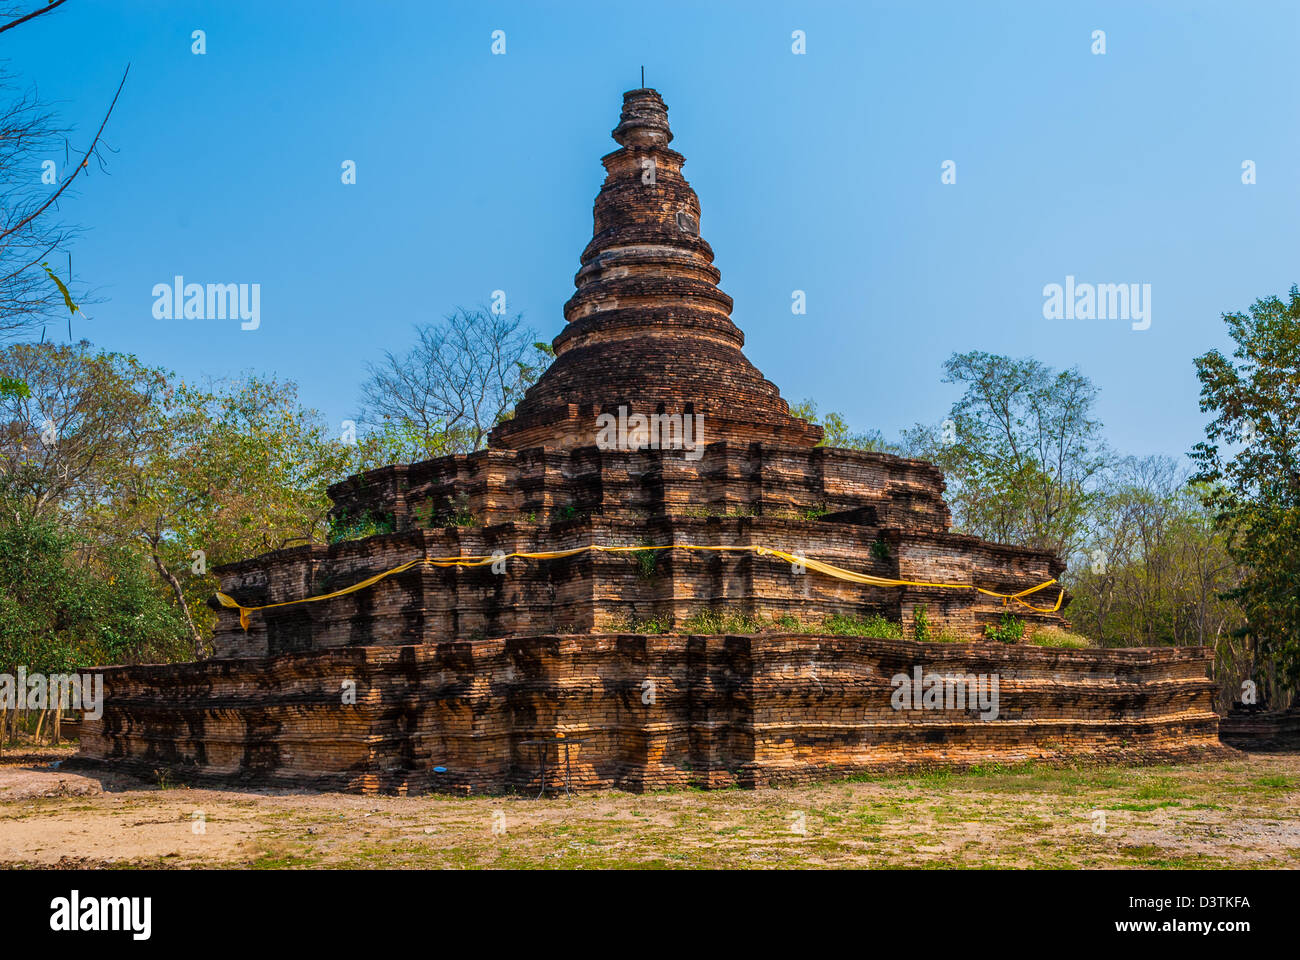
left=76, top=635, right=1232, bottom=795
left=1219, top=707, right=1300, bottom=752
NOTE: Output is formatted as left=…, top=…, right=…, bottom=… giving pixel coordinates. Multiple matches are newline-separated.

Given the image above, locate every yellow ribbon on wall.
left=215, top=543, right=1064, bottom=631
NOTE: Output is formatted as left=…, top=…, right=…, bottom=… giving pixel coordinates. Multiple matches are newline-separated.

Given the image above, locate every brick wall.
left=78, top=634, right=1228, bottom=795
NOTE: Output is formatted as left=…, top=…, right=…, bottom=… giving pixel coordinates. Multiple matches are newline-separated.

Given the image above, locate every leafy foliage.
left=0, top=509, right=189, bottom=675
left=0, top=341, right=169, bottom=520
left=912, top=603, right=932, bottom=642
left=0, top=343, right=364, bottom=660
left=904, top=352, right=1112, bottom=558
left=790, top=398, right=898, bottom=453
left=1190, top=286, right=1300, bottom=692
left=327, top=509, right=396, bottom=544
left=984, top=613, right=1026, bottom=644
left=1067, top=457, right=1242, bottom=651
left=103, top=374, right=358, bottom=656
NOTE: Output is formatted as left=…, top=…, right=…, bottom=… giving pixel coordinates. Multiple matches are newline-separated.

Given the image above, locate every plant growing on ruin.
left=668, top=609, right=905, bottom=638
left=681, top=503, right=756, bottom=519
left=934, top=629, right=970, bottom=643
left=984, top=613, right=1026, bottom=644
left=432, top=492, right=476, bottom=527
left=912, top=604, right=933, bottom=642
left=1029, top=626, right=1091, bottom=649
left=620, top=614, right=670, bottom=634
left=681, top=609, right=766, bottom=634
left=328, top=509, right=396, bottom=544
left=632, top=542, right=660, bottom=580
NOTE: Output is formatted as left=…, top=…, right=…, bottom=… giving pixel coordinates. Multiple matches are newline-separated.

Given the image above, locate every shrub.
left=912, top=604, right=933, bottom=642
left=680, top=609, right=766, bottom=634
left=327, top=509, right=396, bottom=543
left=984, top=613, right=1027, bottom=643
left=0, top=512, right=190, bottom=672
left=632, top=543, right=660, bottom=580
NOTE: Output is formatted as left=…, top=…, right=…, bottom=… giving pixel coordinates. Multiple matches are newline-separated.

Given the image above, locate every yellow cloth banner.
left=215, top=543, right=1064, bottom=631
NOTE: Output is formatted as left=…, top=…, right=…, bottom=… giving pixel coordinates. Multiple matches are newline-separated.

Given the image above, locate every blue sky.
left=9, top=0, right=1299, bottom=462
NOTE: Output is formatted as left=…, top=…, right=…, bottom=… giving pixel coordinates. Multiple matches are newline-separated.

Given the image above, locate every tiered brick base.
left=77, top=635, right=1229, bottom=794
left=214, top=443, right=1069, bottom=658
left=1219, top=707, right=1300, bottom=752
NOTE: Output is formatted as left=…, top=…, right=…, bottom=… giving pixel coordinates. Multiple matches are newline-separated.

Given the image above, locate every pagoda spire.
left=489, top=88, right=821, bottom=451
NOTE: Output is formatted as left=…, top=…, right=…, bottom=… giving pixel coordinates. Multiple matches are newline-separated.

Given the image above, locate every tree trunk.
left=150, top=551, right=205, bottom=659
left=53, top=704, right=61, bottom=746
left=33, top=707, right=47, bottom=744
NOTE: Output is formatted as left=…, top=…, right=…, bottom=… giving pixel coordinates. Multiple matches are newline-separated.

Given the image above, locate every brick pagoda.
left=209, top=87, right=1069, bottom=660
left=78, top=89, right=1227, bottom=793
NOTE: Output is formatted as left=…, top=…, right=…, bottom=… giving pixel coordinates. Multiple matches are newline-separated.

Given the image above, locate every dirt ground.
left=1, top=747, right=1297, bottom=868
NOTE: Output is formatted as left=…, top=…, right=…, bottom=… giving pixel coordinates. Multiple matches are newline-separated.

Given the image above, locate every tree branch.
left=0, top=0, right=69, bottom=36
left=0, top=62, right=128, bottom=243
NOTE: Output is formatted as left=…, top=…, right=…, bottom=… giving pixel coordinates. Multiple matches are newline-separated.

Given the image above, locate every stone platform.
left=77, top=634, right=1229, bottom=795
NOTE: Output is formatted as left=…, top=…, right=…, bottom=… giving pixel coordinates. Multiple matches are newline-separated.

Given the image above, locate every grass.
left=672, top=503, right=829, bottom=521
left=612, top=608, right=1078, bottom=644
left=676, top=505, right=758, bottom=519
left=680, top=609, right=768, bottom=633
left=809, top=613, right=903, bottom=638
left=1028, top=626, right=1094, bottom=649
left=618, top=609, right=907, bottom=638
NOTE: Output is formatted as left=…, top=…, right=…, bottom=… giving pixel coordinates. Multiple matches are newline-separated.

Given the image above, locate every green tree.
left=904, top=352, right=1112, bottom=558
left=0, top=507, right=189, bottom=678
left=0, top=341, right=168, bottom=520
left=105, top=375, right=357, bottom=657
left=1191, top=285, right=1300, bottom=697
left=1067, top=457, right=1246, bottom=703
left=789, top=398, right=897, bottom=452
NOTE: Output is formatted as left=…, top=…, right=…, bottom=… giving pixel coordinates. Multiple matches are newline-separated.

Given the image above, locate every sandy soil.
left=1, top=748, right=1297, bottom=869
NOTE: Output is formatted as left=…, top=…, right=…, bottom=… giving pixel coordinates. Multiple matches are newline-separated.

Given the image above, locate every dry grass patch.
left=0, top=752, right=1296, bottom=869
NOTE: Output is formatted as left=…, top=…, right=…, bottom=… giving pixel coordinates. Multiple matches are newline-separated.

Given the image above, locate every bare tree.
left=0, top=2, right=127, bottom=342
left=0, top=1, right=69, bottom=36
left=360, top=307, right=552, bottom=457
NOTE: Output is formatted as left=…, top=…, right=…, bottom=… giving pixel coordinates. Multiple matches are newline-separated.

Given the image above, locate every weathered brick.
left=76, top=88, right=1227, bottom=792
